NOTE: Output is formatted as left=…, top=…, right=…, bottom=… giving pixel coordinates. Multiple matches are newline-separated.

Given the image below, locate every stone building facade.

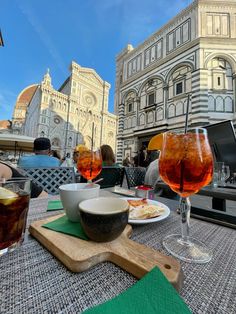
left=115, top=0, right=236, bottom=162
left=12, top=61, right=117, bottom=157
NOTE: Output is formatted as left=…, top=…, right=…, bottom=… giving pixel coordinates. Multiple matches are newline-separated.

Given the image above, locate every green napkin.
left=47, top=200, right=63, bottom=211
left=83, top=267, right=191, bottom=314
left=42, top=215, right=88, bottom=240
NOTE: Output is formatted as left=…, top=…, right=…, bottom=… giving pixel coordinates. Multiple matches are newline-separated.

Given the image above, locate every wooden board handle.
left=108, top=236, right=183, bottom=291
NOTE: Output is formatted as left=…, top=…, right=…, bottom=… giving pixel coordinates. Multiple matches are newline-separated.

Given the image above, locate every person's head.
left=51, top=150, right=61, bottom=160
left=100, top=144, right=115, bottom=166
left=33, top=137, right=51, bottom=155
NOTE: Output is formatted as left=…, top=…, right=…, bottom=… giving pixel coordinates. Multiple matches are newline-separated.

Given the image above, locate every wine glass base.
left=162, top=234, right=212, bottom=264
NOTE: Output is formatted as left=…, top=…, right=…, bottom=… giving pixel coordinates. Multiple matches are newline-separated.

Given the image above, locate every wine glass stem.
left=179, top=197, right=191, bottom=243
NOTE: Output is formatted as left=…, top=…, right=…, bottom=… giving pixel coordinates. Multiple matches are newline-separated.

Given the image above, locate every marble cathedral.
left=115, top=0, right=236, bottom=162
left=12, top=61, right=117, bottom=157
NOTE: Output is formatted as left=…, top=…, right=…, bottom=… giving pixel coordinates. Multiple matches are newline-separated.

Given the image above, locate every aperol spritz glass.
left=77, top=148, right=102, bottom=183
left=159, top=128, right=213, bottom=263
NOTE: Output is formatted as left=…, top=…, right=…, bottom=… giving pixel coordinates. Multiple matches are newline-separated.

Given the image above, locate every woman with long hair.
left=100, top=144, right=116, bottom=166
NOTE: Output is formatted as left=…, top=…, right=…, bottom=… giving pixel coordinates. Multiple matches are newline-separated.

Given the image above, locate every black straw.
left=89, top=122, right=95, bottom=181
left=91, top=122, right=94, bottom=151
left=180, top=94, right=191, bottom=192
left=184, top=94, right=190, bottom=134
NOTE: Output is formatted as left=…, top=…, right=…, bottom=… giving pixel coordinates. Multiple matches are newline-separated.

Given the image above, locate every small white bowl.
left=59, top=183, right=100, bottom=222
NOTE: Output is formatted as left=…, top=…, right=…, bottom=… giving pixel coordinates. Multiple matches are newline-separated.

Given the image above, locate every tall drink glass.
left=77, top=148, right=102, bottom=183
left=0, top=178, right=31, bottom=256
left=159, top=128, right=213, bottom=263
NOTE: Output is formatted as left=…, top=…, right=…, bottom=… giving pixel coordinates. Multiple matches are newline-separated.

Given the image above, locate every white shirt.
left=144, top=159, right=159, bottom=186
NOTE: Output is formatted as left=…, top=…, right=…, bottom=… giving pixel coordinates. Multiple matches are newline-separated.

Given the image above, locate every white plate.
left=123, top=197, right=170, bottom=225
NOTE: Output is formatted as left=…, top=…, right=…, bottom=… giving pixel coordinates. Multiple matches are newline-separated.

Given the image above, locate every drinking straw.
left=89, top=122, right=95, bottom=180
left=180, top=94, right=191, bottom=192
left=184, top=94, right=190, bottom=134
left=91, top=122, right=94, bottom=151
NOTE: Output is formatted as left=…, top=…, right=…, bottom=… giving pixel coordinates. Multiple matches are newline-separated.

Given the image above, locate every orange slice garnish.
left=148, top=133, right=163, bottom=151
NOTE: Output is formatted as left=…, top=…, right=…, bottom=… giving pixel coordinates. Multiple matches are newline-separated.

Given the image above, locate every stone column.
left=135, top=96, right=140, bottom=126
left=116, top=103, right=125, bottom=164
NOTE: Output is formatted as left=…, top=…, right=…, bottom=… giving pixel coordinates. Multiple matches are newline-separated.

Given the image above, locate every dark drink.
left=0, top=179, right=31, bottom=256
left=159, top=132, right=213, bottom=197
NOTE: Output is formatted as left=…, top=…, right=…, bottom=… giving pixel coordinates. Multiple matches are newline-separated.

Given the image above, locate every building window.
left=148, top=93, right=155, bottom=106
left=128, top=103, right=133, bottom=112
left=54, top=117, right=60, bottom=124
left=217, top=77, right=221, bottom=86
left=176, top=82, right=183, bottom=95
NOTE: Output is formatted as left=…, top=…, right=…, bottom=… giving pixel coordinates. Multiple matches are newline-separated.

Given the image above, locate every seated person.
left=122, top=154, right=132, bottom=167
left=100, top=144, right=119, bottom=167
left=0, top=161, right=47, bottom=198
left=144, top=151, right=178, bottom=200
left=144, top=158, right=160, bottom=187
left=18, top=137, right=61, bottom=168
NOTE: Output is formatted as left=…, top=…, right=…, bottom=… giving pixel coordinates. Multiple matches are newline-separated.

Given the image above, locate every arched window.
left=215, top=96, right=224, bottom=112
left=68, top=137, right=72, bottom=147
left=208, top=96, right=215, bottom=111
left=147, top=111, right=154, bottom=123
left=176, top=102, right=183, bottom=116
left=225, top=96, right=233, bottom=112
left=168, top=104, right=175, bottom=118
left=139, top=113, right=145, bottom=125
left=156, top=108, right=164, bottom=121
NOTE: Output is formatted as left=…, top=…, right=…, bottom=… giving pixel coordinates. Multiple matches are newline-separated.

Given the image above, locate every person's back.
left=18, top=137, right=60, bottom=168
left=144, top=159, right=159, bottom=186
left=18, top=154, right=60, bottom=168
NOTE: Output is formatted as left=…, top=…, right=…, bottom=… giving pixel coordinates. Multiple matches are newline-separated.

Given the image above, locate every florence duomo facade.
left=12, top=61, right=117, bottom=156
left=115, top=0, right=236, bottom=162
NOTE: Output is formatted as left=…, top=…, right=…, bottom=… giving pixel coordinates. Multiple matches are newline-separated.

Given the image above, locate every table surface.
left=0, top=191, right=236, bottom=314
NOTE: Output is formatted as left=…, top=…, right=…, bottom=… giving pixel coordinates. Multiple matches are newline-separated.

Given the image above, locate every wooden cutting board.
left=29, top=214, right=183, bottom=291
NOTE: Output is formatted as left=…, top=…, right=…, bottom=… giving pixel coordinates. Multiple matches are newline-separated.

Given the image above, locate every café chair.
left=20, top=167, right=76, bottom=195
left=124, top=167, right=146, bottom=189
left=93, top=166, right=125, bottom=189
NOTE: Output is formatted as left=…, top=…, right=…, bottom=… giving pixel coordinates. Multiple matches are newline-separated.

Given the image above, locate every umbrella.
left=0, top=134, right=35, bottom=154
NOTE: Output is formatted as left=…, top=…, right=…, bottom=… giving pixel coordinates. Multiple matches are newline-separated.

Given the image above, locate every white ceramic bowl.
left=59, top=183, right=100, bottom=222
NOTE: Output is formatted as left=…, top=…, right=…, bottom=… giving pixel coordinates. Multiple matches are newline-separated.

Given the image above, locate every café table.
left=0, top=191, right=235, bottom=314
left=155, top=181, right=236, bottom=228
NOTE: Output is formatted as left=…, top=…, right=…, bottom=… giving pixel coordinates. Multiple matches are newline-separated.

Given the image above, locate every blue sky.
left=0, top=0, right=191, bottom=120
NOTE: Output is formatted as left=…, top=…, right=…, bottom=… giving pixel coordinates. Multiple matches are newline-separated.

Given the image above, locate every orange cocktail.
left=159, top=132, right=213, bottom=197
left=77, top=149, right=102, bottom=181
left=158, top=128, right=214, bottom=263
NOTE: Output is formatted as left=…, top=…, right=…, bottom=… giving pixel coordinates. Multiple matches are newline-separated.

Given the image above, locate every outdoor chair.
left=124, top=167, right=146, bottom=189
left=95, top=166, right=125, bottom=188
left=20, top=167, right=76, bottom=195
left=80, top=166, right=125, bottom=188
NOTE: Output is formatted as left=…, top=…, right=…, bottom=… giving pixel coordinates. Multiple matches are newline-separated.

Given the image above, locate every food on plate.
left=127, top=199, right=165, bottom=220
left=127, top=199, right=148, bottom=207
